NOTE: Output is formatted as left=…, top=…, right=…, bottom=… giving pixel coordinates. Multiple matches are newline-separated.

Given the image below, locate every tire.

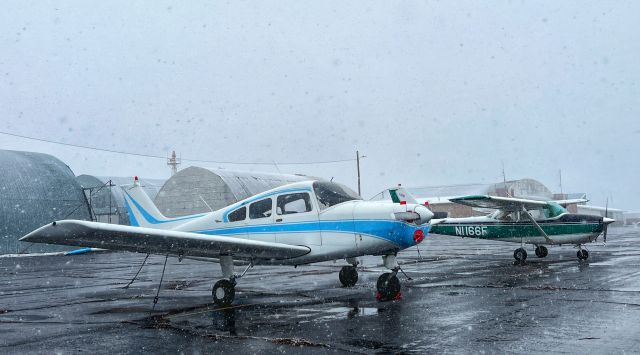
left=577, top=249, right=589, bottom=260
left=376, top=273, right=401, bottom=301
left=339, top=266, right=358, bottom=287
left=514, top=248, right=528, bottom=261
left=212, top=279, right=235, bottom=307
left=535, top=246, right=548, bottom=258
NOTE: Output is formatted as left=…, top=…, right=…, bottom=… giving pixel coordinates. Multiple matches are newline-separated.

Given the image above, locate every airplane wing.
left=20, top=220, right=311, bottom=260
left=448, top=195, right=549, bottom=211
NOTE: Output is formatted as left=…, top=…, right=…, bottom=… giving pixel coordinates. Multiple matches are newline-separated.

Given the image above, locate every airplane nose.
left=414, top=204, right=434, bottom=224
left=603, top=217, right=615, bottom=224
left=392, top=204, right=433, bottom=224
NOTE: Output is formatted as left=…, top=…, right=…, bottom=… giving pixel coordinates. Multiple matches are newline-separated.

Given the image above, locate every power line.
left=0, top=130, right=356, bottom=166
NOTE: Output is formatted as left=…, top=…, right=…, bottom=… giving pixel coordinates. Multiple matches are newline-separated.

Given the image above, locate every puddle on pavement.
left=298, top=306, right=378, bottom=323
left=259, top=306, right=379, bottom=324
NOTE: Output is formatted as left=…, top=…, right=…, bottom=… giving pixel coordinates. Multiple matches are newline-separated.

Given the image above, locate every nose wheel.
left=535, top=245, right=548, bottom=258
left=339, top=266, right=358, bottom=287
left=577, top=249, right=589, bottom=260
left=212, top=279, right=236, bottom=307
left=376, top=272, right=401, bottom=301
left=514, top=247, right=528, bottom=261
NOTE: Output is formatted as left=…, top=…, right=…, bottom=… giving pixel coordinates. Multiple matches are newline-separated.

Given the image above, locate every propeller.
left=393, top=203, right=434, bottom=225
left=603, top=198, right=609, bottom=244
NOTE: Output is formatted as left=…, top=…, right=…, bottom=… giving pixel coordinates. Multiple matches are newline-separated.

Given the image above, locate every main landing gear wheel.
left=535, top=245, right=549, bottom=258
left=212, top=279, right=235, bottom=307
left=577, top=249, right=589, bottom=261
left=376, top=273, right=401, bottom=301
left=514, top=248, right=528, bottom=261
left=339, top=266, right=358, bottom=287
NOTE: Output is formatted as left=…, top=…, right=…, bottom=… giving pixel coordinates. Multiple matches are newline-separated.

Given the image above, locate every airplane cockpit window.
left=250, top=198, right=272, bottom=219
left=313, top=181, right=362, bottom=210
left=528, top=209, right=546, bottom=220
left=228, top=207, right=246, bottom=222
left=492, top=210, right=519, bottom=222
left=276, top=193, right=312, bottom=215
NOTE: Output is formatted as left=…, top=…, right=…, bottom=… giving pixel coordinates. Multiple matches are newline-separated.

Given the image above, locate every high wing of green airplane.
left=428, top=195, right=615, bottom=262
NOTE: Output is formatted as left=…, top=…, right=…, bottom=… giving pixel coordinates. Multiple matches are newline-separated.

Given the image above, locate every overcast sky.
left=1, top=1, right=638, bottom=209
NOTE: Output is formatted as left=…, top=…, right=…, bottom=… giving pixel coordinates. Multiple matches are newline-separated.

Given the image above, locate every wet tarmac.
left=1, top=227, right=639, bottom=354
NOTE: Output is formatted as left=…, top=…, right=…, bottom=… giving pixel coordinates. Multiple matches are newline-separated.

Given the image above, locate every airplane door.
left=274, top=192, right=321, bottom=246
left=246, top=197, right=276, bottom=243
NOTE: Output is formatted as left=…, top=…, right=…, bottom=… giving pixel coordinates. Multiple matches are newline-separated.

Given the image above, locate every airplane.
left=423, top=195, right=615, bottom=262
left=20, top=177, right=434, bottom=306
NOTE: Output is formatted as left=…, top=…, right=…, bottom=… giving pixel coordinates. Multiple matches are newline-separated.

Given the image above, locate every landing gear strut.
left=212, top=256, right=252, bottom=307
left=514, top=247, right=528, bottom=261
left=377, top=255, right=402, bottom=301
left=535, top=245, right=548, bottom=258
left=577, top=248, right=589, bottom=261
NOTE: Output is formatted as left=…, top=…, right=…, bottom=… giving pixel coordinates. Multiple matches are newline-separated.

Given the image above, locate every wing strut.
left=520, top=207, right=555, bottom=244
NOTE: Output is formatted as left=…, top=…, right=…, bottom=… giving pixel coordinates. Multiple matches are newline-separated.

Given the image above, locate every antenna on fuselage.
left=271, top=159, right=283, bottom=174
left=199, top=195, right=213, bottom=212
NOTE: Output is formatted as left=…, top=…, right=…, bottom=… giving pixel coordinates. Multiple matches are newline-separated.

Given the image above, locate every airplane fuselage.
left=122, top=182, right=431, bottom=266
left=430, top=213, right=604, bottom=245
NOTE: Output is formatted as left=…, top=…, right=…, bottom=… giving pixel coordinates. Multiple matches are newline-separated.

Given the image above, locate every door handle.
left=276, top=218, right=283, bottom=222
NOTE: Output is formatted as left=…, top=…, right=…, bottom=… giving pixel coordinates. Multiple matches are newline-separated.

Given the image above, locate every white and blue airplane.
left=21, top=177, right=434, bottom=305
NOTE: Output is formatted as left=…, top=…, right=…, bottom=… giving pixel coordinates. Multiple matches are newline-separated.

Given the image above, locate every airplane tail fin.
left=123, top=176, right=200, bottom=229
left=388, top=186, right=419, bottom=204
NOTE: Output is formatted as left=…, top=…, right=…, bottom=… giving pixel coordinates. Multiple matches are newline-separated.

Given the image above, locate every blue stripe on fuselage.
left=194, top=219, right=429, bottom=249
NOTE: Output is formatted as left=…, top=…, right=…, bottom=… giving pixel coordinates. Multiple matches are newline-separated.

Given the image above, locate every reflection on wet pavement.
left=1, top=227, right=639, bottom=353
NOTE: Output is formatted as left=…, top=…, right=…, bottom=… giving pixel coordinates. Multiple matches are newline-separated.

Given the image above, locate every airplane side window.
left=249, top=198, right=273, bottom=219
left=276, top=193, right=312, bottom=215
left=228, top=207, right=246, bottom=222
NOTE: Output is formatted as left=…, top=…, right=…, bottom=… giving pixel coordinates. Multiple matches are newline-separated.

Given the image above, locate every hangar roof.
left=0, top=149, right=90, bottom=253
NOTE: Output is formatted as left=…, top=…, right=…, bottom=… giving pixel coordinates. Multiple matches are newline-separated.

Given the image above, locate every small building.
left=0, top=150, right=91, bottom=254
left=154, top=167, right=314, bottom=217
left=624, top=212, right=640, bottom=226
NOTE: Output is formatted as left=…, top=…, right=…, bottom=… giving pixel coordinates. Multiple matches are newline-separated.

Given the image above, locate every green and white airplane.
left=426, top=195, right=615, bottom=262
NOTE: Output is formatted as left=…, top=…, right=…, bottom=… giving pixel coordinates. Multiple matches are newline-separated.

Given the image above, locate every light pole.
left=356, top=151, right=366, bottom=196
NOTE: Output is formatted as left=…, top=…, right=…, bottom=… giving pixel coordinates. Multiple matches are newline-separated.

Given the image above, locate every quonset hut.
left=76, top=175, right=165, bottom=225
left=0, top=150, right=91, bottom=254
left=154, top=167, right=313, bottom=217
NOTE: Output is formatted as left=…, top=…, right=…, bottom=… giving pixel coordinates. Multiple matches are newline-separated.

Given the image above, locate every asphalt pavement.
left=1, top=227, right=639, bottom=354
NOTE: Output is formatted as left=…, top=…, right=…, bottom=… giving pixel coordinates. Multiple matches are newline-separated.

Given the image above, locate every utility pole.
left=559, top=169, right=563, bottom=195
left=356, top=151, right=366, bottom=196
left=167, top=150, right=181, bottom=176
left=356, top=151, right=361, bottom=196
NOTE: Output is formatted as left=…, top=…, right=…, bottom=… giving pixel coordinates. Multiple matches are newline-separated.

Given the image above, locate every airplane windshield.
left=313, top=181, right=361, bottom=210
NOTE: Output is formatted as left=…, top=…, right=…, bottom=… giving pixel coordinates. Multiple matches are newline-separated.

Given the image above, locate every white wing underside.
left=448, top=195, right=588, bottom=211
left=20, top=220, right=311, bottom=260
left=448, top=196, right=545, bottom=211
